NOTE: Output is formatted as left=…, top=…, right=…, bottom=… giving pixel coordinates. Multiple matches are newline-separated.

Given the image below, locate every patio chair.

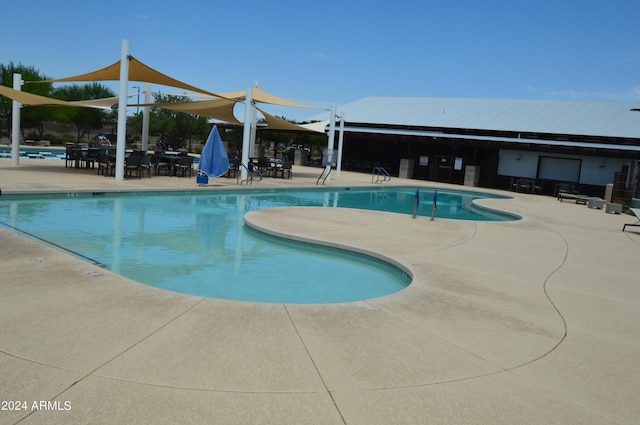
left=509, top=177, right=519, bottom=191
left=516, top=178, right=532, bottom=193
left=257, top=157, right=274, bottom=177
left=555, top=182, right=577, bottom=199
left=71, top=147, right=86, bottom=168
left=175, top=155, right=194, bottom=177
left=154, top=151, right=170, bottom=175
left=531, top=180, right=542, bottom=194
left=85, top=148, right=100, bottom=169
left=65, top=145, right=75, bottom=168
left=274, top=161, right=293, bottom=179
left=97, top=151, right=113, bottom=176
left=226, top=158, right=240, bottom=178
left=124, top=154, right=143, bottom=178
left=140, top=153, right=153, bottom=178
left=623, top=208, right=640, bottom=232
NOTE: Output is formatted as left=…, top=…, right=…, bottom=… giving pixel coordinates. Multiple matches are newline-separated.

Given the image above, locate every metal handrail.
left=238, top=163, right=253, bottom=185
left=238, top=163, right=263, bottom=185
left=372, top=167, right=391, bottom=183
left=316, top=167, right=331, bottom=185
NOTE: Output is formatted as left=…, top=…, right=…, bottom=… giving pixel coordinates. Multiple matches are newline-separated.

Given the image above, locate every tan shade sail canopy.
left=0, top=84, right=112, bottom=109
left=218, top=87, right=317, bottom=109
left=133, top=98, right=242, bottom=125
left=256, top=106, right=324, bottom=133
left=298, top=120, right=329, bottom=133
left=41, top=56, right=223, bottom=99
left=71, top=96, right=119, bottom=109
left=132, top=98, right=322, bottom=131
left=186, top=88, right=318, bottom=109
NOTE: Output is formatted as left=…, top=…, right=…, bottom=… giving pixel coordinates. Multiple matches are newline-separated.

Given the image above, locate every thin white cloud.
left=311, top=52, right=338, bottom=63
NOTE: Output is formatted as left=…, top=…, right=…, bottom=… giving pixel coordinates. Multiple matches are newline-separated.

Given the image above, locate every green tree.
left=256, top=115, right=326, bottom=156
left=53, top=83, right=116, bottom=142
left=0, top=62, right=54, bottom=138
left=147, top=94, right=209, bottom=150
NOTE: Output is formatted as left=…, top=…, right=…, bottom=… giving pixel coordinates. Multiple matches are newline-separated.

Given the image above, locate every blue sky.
left=4, top=0, right=640, bottom=121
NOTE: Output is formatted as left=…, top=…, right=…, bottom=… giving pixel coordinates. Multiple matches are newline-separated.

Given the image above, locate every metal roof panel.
left=308, top=97, right=640, bottom=139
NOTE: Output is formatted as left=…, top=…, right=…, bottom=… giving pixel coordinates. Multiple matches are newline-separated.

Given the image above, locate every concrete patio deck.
left=1, top=156, right=639, bottom=424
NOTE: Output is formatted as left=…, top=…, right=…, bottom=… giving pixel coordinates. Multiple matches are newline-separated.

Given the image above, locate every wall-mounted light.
left=516, top=154, right=521, bottom=161
left=599, top=161, right=605, bottom=168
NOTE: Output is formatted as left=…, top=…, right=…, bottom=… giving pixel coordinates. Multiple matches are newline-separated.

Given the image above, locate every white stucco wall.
left=498, top=149, right=630, bottom=186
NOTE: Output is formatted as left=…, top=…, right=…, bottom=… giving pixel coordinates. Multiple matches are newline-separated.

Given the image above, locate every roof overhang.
left=339, top=125, right=640, bottom=154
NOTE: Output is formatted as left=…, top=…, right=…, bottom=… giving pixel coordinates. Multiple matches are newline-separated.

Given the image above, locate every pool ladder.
left=238, top=163, right=263, bottom=185
left=316, top=167, right=331, bottom=185
left=372, top=167, right=391, bottom=183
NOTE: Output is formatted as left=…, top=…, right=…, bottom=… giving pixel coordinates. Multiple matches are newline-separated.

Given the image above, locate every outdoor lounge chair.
left=623, top=208, right=640, bottom=231
left=558, top=191, right=588, bottom=204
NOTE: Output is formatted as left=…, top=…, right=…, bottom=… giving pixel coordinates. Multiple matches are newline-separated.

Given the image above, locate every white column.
left=11, top=73, right=22, bottom=166
left=249, top=82, right=258, bottom=158
left=324, top=104, right=337, bottom=182
left=141, top=82, right=151, bottom=151
left=115, top=39, right=130, bottom=181
left=240, top=86, right=254, bottom=181
left=336, top=112, right=345, bottom=175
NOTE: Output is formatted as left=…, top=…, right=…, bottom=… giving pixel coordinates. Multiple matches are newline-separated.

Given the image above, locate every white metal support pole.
left=325, top=104, right=337, bottom=182
left=240, top=86, right=254, bottom=182
left=141, top=82, right=151, bottom=151
left=11, top=73, right=22, bottom=166
left=337, top=112, right=345, bottom=175
left=115, top=39, right=130, bottom=181
left=249, top=81, right=258, bottom=158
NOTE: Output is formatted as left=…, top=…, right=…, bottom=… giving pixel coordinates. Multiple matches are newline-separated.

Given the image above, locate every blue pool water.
left=0, top=147, right=200, bottom=163
left=0, top=187, right=516, bottom=303
left=0, top=147, right=66, bottom=160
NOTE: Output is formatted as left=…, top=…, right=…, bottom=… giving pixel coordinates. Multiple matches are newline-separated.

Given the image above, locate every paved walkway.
left=1, top=157, right=639, bottom=424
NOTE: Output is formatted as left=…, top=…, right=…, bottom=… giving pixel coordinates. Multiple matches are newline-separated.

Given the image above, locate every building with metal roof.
left=309, top=97, right=640, bottom=202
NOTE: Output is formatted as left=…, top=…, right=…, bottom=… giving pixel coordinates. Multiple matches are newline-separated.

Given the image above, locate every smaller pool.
left=0, top=147, right=201, bottom=163
left=0, top=147, right=65, bottom=160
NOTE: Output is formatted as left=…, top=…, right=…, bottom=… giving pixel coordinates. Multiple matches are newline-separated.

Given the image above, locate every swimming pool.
left=0, top=147, right=66, bottom=160
left=0, top=147, right=201, bottom=163
left=0, top=187, right=516, bottom=303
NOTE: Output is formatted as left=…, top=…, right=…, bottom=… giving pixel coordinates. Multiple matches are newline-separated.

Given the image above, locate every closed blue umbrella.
left=198, top=125, right=229, bottom=182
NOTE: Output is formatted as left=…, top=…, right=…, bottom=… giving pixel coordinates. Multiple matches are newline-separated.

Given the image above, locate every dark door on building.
left=435, top=156, right=452, bottom=181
